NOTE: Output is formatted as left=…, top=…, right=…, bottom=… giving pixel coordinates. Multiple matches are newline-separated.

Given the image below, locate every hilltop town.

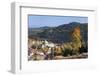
left=28, top=25, right=88, bottom=60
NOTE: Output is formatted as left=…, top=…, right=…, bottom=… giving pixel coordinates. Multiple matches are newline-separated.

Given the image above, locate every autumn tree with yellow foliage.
left=71, top=26, right=82, bottom=54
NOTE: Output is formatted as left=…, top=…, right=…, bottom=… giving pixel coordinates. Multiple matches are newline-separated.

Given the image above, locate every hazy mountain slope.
left=28, top=22, right=88, bottom=43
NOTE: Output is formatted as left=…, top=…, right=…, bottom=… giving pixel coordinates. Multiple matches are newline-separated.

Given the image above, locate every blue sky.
left=28, top=15, right=88, bottom=28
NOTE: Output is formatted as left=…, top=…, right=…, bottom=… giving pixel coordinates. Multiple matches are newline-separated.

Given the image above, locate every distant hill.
left=28, top=22, right=88, bottom=43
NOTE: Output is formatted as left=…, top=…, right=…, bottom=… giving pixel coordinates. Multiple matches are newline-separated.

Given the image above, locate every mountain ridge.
left=28, top=22, right=88, bottom=43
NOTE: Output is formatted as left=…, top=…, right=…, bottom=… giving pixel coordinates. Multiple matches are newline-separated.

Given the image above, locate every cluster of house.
left=28, top=38, right=57, bottom=60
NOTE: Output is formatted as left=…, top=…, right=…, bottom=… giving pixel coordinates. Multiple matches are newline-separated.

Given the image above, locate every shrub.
left=62, top=48, right=73, bottom=56
left=79, top=45, right=88, bottom=54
